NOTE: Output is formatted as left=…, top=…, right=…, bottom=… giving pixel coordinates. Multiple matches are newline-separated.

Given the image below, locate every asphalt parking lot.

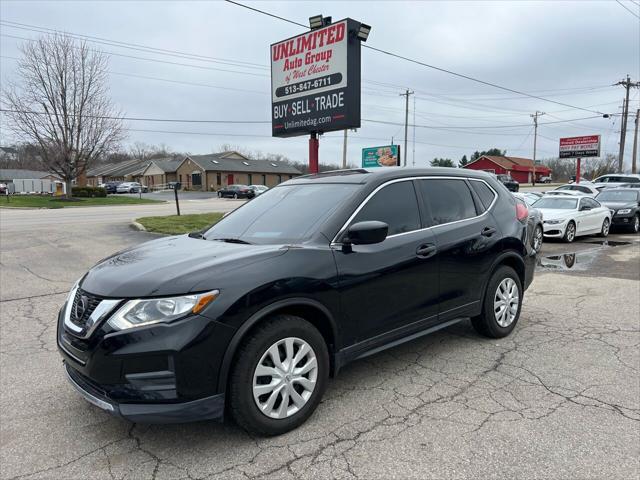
left=1, top=209, right=638, bottom=479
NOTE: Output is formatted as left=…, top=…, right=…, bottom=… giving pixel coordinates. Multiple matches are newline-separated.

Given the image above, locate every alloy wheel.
left=566, top=223, right=576, bottom=242
left=533, top=226, right=543, bottom=250
left=252, top=337, right=318, bottom=419
left=602, top=218, right=610, bottom=236
left=633, top=216, right=639, bottom=233
left=493, top=278, right=519, bottom=327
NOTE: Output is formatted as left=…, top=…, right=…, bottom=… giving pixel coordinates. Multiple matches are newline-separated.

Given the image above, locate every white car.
left=534, top=195, right=611, bottom=243
left=116, top=182, right=147, bottom=193
left=551, top=183, right=600, bottom=197
left=592, top=174, right=640, bottom=190
left=543, top=190, right=583, bottom=197
left=249, top=185, right=269, bottom=196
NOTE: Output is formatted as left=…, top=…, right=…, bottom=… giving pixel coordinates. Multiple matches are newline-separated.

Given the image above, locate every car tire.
left=228, top=314, right=329, bottom=436
left=471, top=265, right=522, bottom=339
left=217, top=191, right=222, bottom=198
left=233, top=193, right=239, bottom=199
left=631, top=214, right=640, bottom=233
left=563, top=221, right=576, bottom=243
left=598, top=218, right=610, bottom=237
left=532, top=224, right=543, bottom=251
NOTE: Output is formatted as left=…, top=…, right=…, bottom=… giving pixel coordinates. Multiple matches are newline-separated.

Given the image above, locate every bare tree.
left=3, top=34, right=124, bottom=197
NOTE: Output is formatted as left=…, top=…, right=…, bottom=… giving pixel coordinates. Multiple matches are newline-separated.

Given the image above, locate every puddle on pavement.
left=537, top=240, right=632, bottom=271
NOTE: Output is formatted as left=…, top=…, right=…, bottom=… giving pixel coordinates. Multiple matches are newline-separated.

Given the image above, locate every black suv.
left=496, top=174, right=519, bottom=192
left=57, top=168, right=536, bottom=435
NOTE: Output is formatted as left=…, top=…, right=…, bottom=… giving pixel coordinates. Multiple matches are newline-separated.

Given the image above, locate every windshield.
left=597, top=191, right=638, bottom=202
left=534, top=197, right=578, bottom=209
left=204, top=183, right=358, bottom=244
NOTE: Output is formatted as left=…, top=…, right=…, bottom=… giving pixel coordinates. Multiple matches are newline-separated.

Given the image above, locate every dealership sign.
left=559, top=135, right=601, bottom=158
left=271, top=19, right=362, bottom=137
left=362, top=145, right=401, bottom=168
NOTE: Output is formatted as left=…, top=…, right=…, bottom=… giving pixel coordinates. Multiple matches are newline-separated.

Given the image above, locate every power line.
left=224, top=0, right=609, bottom=115
left=615, top=0, right=640, bottom=19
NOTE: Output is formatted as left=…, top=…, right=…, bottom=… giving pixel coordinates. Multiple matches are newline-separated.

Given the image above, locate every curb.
left=130, top=220, right=147, bottom=231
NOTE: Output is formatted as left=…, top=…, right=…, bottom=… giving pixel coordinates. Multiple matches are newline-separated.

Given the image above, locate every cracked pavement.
left=1, top=211, right=639, bottom=479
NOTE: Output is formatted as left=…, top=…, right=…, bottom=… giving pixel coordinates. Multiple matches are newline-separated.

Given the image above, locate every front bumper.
left=542, top=221, right=567, bottom=238
left=65, top=363, right=225, bottom=423
left=611, top=213, right=636, bottom=226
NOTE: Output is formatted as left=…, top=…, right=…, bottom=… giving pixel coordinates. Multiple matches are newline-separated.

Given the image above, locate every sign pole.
left=174, top=187, right=181, bottom=216
left=309, top=132, right=319, bottom=174
left=576, top=158, right=581, bottom=184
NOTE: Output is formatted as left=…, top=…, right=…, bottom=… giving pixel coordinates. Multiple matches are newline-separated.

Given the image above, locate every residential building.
left=84, top=159, right=151, bottom=186
left=462, top=155, right=552, bottom=184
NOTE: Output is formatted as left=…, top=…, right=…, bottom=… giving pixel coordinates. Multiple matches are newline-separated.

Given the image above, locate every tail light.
left=516, top=201, right=528, bottom=222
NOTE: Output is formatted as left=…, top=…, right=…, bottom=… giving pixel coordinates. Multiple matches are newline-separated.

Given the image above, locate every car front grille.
left=69, top=289, right=103, bottom=330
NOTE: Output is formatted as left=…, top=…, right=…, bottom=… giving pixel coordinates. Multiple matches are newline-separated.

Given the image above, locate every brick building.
left=462, top=155, right=551, bottom=184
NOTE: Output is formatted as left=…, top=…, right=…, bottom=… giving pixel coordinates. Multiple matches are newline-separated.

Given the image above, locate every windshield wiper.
left=212, top=238, right=252, bottom=245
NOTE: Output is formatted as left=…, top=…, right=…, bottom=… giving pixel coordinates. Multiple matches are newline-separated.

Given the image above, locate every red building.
left=462, top=155, right=551, bottom=184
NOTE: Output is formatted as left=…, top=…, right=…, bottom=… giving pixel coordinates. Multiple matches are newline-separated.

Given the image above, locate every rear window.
left=418, top=179, right=478, bottom=225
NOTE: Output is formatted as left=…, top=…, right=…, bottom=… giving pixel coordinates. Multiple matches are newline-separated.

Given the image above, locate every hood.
left=81, top=235, right=288, bottom=298
left=597, top=200, right=636, bottom=209
left=536, top=208, right=574, bottom=221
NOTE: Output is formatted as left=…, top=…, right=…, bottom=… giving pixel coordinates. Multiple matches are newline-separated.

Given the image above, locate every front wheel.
left=563, top=221, right=576, bottom=243
left=228, top=315, right=329, bottom=436
left=598, top=218, right=610, bottom=237
left=630, top=214, right=639, bottom=233
left=233, top=193, right=239, bottom=199
left=471, top=265, right=522, bottom=338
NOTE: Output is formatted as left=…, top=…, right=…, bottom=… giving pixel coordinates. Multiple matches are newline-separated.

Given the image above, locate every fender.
left=480, top=249, right=526, bottom=300
left=216, top=297, right=339, bottom=393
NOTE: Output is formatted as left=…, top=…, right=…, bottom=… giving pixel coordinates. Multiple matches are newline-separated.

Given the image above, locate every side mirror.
left=343, top=221, right=388, bottom=246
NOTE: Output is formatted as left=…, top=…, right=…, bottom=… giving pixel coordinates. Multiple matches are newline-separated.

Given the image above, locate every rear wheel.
left=228, top=315, right=329, bottom=436
left=471, top=265, right=522, bottom=338
left=631, top=214, right=639, bottom=233
left=532, top=225, right=543, bottom=250
left=598, top=218, right=610, bottom=237
left=563, top=221, right=576, bottom=243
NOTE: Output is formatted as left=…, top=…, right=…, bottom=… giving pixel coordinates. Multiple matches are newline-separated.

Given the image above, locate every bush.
left=72, top=186, right=107, bottom=198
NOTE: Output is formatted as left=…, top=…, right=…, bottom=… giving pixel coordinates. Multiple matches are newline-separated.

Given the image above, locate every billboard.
left=559, top=135, right=601, bottom=158
left=362, top=145, right=401, bottom=168
left=271, top=19, right=361, bottom=137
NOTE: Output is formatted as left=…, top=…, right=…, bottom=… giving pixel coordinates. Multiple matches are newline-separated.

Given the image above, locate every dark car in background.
left=100, top=181, right=122, bottom=194
left=496, top=174, right=519, bottom=192
left=217, top=184, right=255, bottom=199
left=57, top=168, right=536, bottom=435
left=595, top=188, right=640, bottom=233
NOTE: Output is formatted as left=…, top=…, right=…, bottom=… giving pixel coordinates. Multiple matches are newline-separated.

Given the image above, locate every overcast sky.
left=1, top=0, right=639, bottom=168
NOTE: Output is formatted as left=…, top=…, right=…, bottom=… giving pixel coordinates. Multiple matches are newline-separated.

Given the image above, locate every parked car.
left=569, top=176, right=593, bottom=184
left=539, top=176, right=552, bottom=184
left=595, top=188, right=640, bottom=233
left=249, top=185, right=269, bottom=196
left=552, top=183, right=600, bottom=197
left=217, top=184, right=255, bottom=199
left=543, top=190, right=583, bottom=197
left=615, top=183, right=640, bottom=189
left=513, top=193, right=543, bottom=250
left=592, top=174, right=640, bottom=191
left=57, top=168, right=536, bottom=435
left=116, top=182, right=147, bottom=193
left=515, top=192, right=543, bottom=207
left=496, top=174, right=519, bottom=192
left=534, top=194, right=611, bottom=242
left=100, top=181, right=122, bottom=194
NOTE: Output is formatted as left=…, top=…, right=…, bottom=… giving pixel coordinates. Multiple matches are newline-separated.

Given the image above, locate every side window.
left=470, top=180, right=497, bottom=211
left=625, top=177, right=640, bottom=183
left=418, top=179, right=478, bottom=225
left=586, top=198, right=600, bottom=208
left=351, top=181, right=420, bottom=236
left=576, top=186, right=591, bottom=193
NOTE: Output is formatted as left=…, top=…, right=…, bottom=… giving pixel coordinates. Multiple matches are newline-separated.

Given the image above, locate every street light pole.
left=530, top=111, right=545, bottom=186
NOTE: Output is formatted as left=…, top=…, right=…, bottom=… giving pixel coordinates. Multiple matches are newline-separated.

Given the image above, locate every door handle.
left=481, top=227, right=497, bottom=237
left=416, top=243, right=437, bottom=258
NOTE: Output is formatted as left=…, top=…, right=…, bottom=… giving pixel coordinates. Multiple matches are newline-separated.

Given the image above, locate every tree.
left=3, top=34, right=124, bottom=197
left=458, top=154, right=469, bottom=168
left=431, top=158, right=455, bottom=167
left=471, top=148, right=506, bottom=161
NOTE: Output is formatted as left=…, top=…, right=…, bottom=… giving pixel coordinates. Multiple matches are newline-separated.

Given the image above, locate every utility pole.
left=530, top=111, right=545, bottom=186
left=632, top=108, right=639, bottom=174
left=400, top=89, right=414, bottom=167
left=412, top=95, right=416, bottom=167
left=615, top=75, right=640, bottom=171
left=342, top=129, right=348, bottom=169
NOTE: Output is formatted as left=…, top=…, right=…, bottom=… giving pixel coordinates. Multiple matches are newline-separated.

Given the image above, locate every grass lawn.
left=136, top=212, right=224, bottom=235
left=0, top=195, right=164, bottom=209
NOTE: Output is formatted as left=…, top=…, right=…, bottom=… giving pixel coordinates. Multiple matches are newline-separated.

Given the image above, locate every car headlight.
left=617, top=209, right=632, bottom=215
left=545, top=219, right=565, bottom=225
left=107, top=290, right=219, bottom=331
